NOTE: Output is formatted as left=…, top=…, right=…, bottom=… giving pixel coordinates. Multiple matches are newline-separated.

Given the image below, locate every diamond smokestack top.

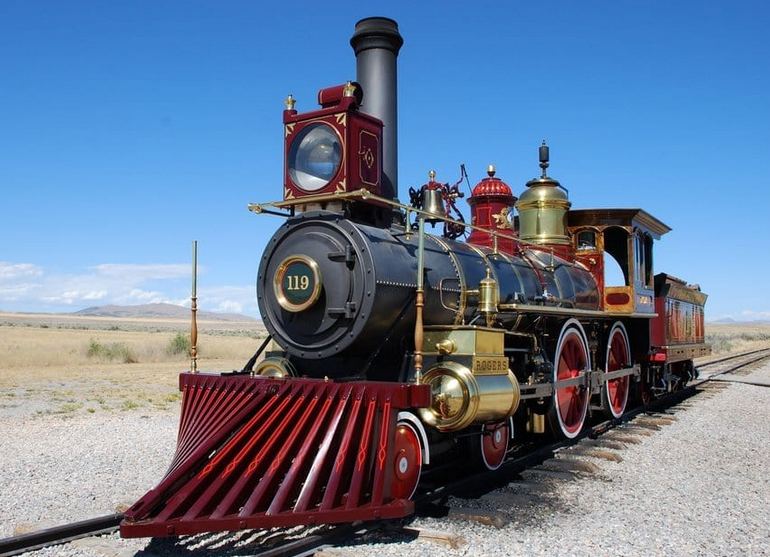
left=350, top=17, right=403, bottom=201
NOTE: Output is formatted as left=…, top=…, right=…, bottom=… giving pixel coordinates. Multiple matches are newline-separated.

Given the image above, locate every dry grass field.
left=705, top=322, right=770, bottom=354
left=0, top=312, right=266, bottom=418
left=1, top=312, right=768, bottom=420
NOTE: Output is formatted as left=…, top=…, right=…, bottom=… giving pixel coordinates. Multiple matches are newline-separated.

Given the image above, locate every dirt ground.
left=0, top=312, right=266, bottom=419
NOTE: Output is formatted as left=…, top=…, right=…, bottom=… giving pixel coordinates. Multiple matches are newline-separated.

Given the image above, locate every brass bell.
left=421, top=170, right=446, bottom=222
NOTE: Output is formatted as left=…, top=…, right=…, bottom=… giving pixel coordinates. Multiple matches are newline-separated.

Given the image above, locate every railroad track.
left=3, top=346, right=769, bottom=557
left=695, top=346, right=770, bottom=379
left=0, top=514, right=123, bottom=557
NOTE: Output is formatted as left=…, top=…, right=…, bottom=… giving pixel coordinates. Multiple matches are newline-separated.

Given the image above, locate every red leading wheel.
left=549, top=320, right=591, bottom=439
left=391, top=421, right=422, bottom=500
left=602, top=323, right=631, bottom=418
left=480, top=421, right=510, bottom=470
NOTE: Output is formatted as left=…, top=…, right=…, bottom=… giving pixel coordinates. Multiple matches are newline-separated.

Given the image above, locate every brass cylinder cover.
left=516, top=177, right=571, bottom=245
left=254, top=356, right=296, bottom=378
left=418, top=361, right=521, bottom=432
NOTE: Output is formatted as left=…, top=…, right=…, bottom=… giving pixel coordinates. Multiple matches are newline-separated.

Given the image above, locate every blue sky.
left=1, top=1, right=768, bottom=320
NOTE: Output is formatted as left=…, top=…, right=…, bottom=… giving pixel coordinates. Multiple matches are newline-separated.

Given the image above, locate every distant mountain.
left=74, top=303, right=256, bottom=322
left=707, top=317, right=770, bottom=325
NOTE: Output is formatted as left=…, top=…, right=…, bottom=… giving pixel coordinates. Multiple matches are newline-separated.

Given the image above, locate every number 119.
left=286, top=275, right=309, bottom=291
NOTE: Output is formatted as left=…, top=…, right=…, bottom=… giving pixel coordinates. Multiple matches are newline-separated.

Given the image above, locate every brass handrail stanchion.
left=190, top=240, right=198, bottom=373
left=413, top=215, right=425, bottom=385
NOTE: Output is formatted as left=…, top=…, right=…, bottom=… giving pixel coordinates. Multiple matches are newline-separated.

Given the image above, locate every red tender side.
left=120, top=373, right=430, bottom=538
left=650, top=273, right=710, bottom=363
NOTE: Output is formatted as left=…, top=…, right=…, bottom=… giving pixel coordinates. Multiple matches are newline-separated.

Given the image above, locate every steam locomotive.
left=120, top=17, right=710, bottom=538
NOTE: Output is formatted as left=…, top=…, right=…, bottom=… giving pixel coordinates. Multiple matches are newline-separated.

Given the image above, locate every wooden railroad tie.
left=401, top=526, right=468, bottom=550
left=448, top=507, right=509, bottom=529
left=605, top=433, right=643, bottom=445
left=566, top=447, right=624, bottom=462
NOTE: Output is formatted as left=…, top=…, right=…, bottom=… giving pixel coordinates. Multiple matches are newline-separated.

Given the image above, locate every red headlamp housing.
left=283, top=82, right=382, bottom=200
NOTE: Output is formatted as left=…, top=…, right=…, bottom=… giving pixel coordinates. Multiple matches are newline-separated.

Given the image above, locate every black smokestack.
left=350, top=17, right=403, bottom=201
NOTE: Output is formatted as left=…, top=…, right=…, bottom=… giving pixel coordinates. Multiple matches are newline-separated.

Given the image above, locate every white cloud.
left=0, top=283, right=37, bottom=300
left=216, top=300, right=243, bottom=314
left=123, top=288, right=166, bottom=303
left=168, top=297, right=192, bottom=308
left=0, top=262, right=43, bottom=281
left=199, top=285, right=255, bottom=315
left=42, top=289, right=108, bottom=305
left=0, top=260, right=257, bottom=316
left=0, top=262, right=45, bottom=302
left=740, top=310, right=770, bottom=320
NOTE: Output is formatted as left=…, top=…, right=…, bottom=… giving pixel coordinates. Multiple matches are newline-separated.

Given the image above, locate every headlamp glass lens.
left=288, top=123, right=342, bottom=191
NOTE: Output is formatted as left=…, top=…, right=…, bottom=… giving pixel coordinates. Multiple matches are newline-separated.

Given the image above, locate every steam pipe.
left=350, top=17, right=403, bottom=201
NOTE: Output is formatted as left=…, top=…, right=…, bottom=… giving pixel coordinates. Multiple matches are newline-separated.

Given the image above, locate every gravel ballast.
left=0, top=410, right=176, bottom=554
left=2, top=362, right=770, bottom=556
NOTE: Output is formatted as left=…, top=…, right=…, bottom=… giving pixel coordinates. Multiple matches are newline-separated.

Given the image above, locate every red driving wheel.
left=550, top=321, right=591, bottom=439
left=603, top=323, right=631, bottom=418
left=391, top=421, right=422, bottom=500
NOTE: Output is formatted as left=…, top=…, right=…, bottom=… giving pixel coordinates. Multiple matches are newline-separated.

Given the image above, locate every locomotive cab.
left=568, top=208, right=671, bottom=315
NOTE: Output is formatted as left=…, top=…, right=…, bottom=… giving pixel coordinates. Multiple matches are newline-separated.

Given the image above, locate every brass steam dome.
left=515, top=141, right=571, bottom=246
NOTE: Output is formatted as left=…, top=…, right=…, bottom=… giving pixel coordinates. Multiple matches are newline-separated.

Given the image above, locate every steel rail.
left=699, top=351, right=770, bottom=381
left=695, top=346, right=770, bottom=369
left=0, top=513, right=123, bottom=557
left=250, top=523, right=364, bottom=557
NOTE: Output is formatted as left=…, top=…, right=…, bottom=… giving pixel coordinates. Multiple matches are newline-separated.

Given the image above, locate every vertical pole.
left=413, top=216, right=425, bottom=384
left=191, top=240, right=198, bottom=373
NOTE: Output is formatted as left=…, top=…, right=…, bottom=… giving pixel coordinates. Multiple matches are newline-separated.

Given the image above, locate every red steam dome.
left=471, top=170, right=515, bottom=199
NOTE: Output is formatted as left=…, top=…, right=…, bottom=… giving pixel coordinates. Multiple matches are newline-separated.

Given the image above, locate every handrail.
left=247, top=188, right=553, bottom=252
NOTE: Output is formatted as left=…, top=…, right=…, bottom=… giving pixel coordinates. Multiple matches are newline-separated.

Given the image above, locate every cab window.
left=603, top=226, right=630, bottom=286
left=576, top=230, right=597, bottom=251
left=644, top=233, right=653, bottom=287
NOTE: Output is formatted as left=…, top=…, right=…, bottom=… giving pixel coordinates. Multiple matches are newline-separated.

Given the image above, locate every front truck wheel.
left=391, top=420, right=423, bottom=500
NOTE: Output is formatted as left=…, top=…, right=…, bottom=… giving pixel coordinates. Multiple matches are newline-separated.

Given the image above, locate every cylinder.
left=350, top=17, right=403, bottom=201
left=417, top=361, right=521, bottom=432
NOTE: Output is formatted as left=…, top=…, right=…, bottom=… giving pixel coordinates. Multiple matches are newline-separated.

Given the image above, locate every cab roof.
left=567, top=208, right=671, bottom=240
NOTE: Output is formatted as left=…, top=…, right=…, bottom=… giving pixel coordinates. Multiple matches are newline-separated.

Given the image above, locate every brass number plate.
left=274, top=255, right=322, bottom=312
